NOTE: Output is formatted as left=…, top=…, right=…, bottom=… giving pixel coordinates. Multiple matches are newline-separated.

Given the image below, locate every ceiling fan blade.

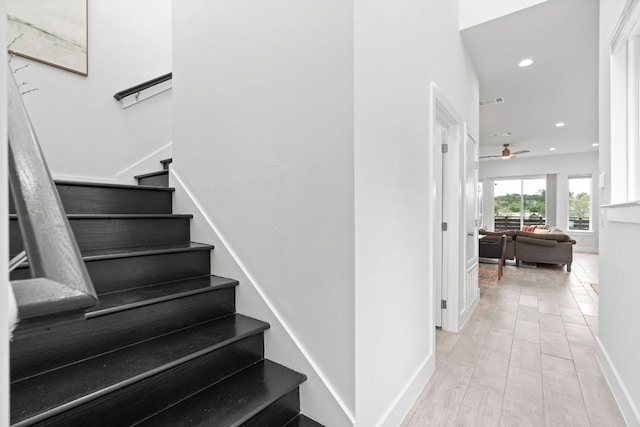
left=479, top=154, right=503, bottom=158
left=510, top=150, right=530, bottom=155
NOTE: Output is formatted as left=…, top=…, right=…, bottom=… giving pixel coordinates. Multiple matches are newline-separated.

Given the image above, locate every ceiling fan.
left=480, top=144, right=530, bottom=159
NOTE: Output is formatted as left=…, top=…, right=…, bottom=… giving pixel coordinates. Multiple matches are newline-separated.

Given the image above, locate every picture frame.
left=7, top=0, right=88, bottom=76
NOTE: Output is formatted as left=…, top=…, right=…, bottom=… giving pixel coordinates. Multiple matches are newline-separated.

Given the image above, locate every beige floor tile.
left=471, top=348, right=510, bottom=391
left=577, top=369, right=627, bottom=423
left=560, top=307, right=587, bottom=325
left=514, top=319, right=540, bottom=344
left=538, top=300, right=561, bottom=315
left=499, top=408, right=544, bottom=427
left=577, top=301, right=599, bottom=317
left=541, top=354, right=582, bottom=398
left=543, top=388, right=590, bottom=427
left=421, top=360, right=474, bottom=411
left=539, top=313, right=565, bottom=334
left=403, top=403, right=456, bottom=427
left=483, top=329, right=514, bottom=355
left=519, top=294, right=539, bottom=307
left=517, top=305, right=540, bottom=323
left=569, top=341, right=601, bottom=375
left=540, top=329, right=572, bottom=359
left=564, top=322, right=595, bottom=348
left=456, top=382, right=503, bottom=426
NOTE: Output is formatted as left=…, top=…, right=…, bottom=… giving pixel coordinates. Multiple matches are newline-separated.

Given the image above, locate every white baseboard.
left=574, top=247, right=599, bottom=254
left=596, top=338, right=640, bottom=427
left=116, top=142, right=172, bottom=185
left=376, top=353, right=435, bottom=427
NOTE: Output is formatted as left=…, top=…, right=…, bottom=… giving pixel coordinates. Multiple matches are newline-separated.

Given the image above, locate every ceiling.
left=461, top=0, right=600, bottom=160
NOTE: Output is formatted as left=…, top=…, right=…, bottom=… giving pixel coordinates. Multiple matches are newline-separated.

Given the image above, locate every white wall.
left=354, top=0, right=478, bottom=425
left=459, top=0, right=548, bottom=29
left=10, top=0, right=171, bottom=182
left=479, top=151, right=599, bottom=252
left=173, top=1, right=354, bottom=425
left=599, top=2, right=640, bottom=426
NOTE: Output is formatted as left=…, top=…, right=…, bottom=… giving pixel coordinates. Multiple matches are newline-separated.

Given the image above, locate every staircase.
left=9, top=159, right=322, bottom=426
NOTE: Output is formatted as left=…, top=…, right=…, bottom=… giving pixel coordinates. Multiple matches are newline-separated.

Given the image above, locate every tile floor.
left=401, top=253, right=627, bottom=426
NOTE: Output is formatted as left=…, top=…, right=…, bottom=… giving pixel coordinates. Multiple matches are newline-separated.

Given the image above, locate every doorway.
left=431, top=83, right=480, bottom=333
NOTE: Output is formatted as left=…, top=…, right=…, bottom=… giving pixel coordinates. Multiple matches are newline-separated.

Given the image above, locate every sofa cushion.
left=517, top=236, right=558, bottom=247
left=479, top=229, right=516, bottom=239
left=516, top=230, right=573, bottom=242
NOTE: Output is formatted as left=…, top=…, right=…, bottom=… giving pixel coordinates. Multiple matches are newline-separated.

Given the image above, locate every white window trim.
left=611, top=0, right=640, bottom=202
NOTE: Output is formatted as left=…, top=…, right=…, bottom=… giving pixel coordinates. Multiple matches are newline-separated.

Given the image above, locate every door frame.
left=430, top=82, right=464, bottom=332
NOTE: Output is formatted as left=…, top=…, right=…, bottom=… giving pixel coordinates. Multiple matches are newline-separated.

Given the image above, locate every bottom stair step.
left=137, top=359, right=307, bottom=427
left=10, top=314, right=268, bottom=426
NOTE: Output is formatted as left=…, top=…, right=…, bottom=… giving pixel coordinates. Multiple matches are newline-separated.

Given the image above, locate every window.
left=611, top=1, right=640, bottom=201
left=494, top=178, right=546, bottom=230
left=568, top=176, right=592, bottom=231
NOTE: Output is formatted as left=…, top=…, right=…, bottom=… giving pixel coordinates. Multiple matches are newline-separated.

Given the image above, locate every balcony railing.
left=492, top=216, right=590, bottom=231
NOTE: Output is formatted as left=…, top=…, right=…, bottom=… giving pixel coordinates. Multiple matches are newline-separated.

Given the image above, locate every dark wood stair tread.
left=137, top=359, right=307, bottom=427
left=285, top=414, right=324, bottom=427
left=135, top=170, right=169, bottom=179
left=87, top=275, right=238, bottom=318
left=11, top=213, right=193, bottom=220
left=12, top=243, right=214, bottom=271
left=81, top=242, right=214, bottom=260
left=11, top=314, right=269, bottom=425
left=55, top=180, right=174, bottom=192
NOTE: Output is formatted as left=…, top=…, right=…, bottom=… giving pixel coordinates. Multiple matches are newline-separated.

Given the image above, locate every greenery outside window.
left=494, top=178, right=546, bottom=230
left=568, top=176, right=592, bottom=231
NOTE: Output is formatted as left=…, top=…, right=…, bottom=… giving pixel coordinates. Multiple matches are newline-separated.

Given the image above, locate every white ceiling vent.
left=479, top=96, right=505, bottom=106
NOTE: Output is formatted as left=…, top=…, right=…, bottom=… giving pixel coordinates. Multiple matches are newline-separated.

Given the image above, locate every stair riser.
left=11, top=250, right=212, bottom=294
left=10, top=184, right=173, bottom=215
left=11, top=287, right=235, bottom=380
left=243, top=389, right=300, bottom=427
left=15, top=335, right=264, bottom=427
left=138, top=173, right=169, bottom=187
left=10, top=217, right=191, bottom=254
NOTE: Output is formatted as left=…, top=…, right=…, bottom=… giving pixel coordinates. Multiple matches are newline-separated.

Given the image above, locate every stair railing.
left=7, top=63, right=97, bottom=321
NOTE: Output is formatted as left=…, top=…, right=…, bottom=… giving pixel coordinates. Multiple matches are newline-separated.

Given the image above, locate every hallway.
left=402, top=253, right=626, bottom=426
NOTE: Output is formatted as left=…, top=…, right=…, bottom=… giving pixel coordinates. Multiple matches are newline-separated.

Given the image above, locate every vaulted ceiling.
left=461, top=0, right=600, bottom=160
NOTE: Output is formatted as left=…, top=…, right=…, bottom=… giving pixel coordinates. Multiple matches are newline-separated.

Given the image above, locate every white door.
left=463, top=133, right=480, bottom=312
left=434, top=124, right=448, bottom=328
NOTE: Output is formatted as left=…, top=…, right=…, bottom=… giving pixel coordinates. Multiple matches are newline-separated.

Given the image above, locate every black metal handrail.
left=7, top=62, right=97, bottom=321
left=113, top=72, right=172, bottom=101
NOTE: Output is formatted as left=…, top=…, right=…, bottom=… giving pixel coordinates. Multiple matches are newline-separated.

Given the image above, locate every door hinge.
left=442, top=222, right=448, bottom=231
left=441, top=143, right=448, bottom=154
left=441, top=300, right=447, bottom=309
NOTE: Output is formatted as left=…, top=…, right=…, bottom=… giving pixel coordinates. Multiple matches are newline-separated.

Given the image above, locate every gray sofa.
left=514, top=229, right=576, bottom=272
left=479, top=227, right=576, bottom=272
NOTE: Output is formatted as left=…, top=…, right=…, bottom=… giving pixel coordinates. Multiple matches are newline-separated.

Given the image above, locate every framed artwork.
left=7, top=0, right=88, bottom=76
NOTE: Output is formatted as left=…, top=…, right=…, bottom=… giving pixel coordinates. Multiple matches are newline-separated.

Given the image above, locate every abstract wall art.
left=7, top=0, right=88, bottom=75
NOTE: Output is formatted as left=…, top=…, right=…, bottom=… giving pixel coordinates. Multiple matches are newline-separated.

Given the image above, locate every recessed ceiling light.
left=519, top=58, right=534, bottom=67
left=555, top=122, right=566, bottom=127
left=549, top=147, right=557, bottom=151
left=592, top=143, right=599, bottom=147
